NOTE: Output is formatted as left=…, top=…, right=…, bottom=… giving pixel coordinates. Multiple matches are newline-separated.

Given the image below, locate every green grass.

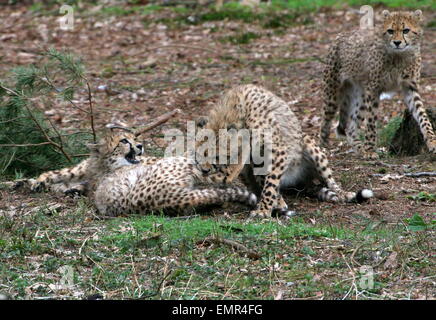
left=99, top=4, right=165, bottom=17
left=271, top=0, right=436, bottom=10
left=27, top=0, right=436, bottom=17
left=406, top=192, right=436, bottom=203
left=186, top=2, right=311, bottom=28
left=220, top=31, right=262, bottom=45
left=1, top=201, right=434, bottom=300
left=378, top=116, right=402, bottom=149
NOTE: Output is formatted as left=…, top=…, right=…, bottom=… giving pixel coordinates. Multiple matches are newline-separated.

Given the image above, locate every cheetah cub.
left=195, top=84, right=373, bottom=218
left=320, top=10, right=436, bottom=159
left=17, top=124, right=257, bottom=216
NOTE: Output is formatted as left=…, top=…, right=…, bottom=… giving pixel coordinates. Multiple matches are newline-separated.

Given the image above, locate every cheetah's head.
left=88, top=124, right=144, bottom=171
left=194, top=115, right=245, bottom=183
left=381, top=10, right=423, bottom=52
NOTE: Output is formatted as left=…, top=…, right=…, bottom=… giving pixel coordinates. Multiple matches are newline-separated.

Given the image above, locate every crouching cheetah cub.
left=195, top=84, right=373, bottom=218
left=16, top=124, right=257, bottom=216
left=320, top=10, right=436, bottom=159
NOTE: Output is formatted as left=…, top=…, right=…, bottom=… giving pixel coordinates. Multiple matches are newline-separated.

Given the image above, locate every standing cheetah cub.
left=195, top=84, right=373, bottom=218
left=320, top=10, right=436, bottom=159
left=16, top=124, right=257, bottom=216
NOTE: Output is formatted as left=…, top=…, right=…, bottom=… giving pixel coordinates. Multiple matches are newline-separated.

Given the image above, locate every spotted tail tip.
left=355, top=189, right=374, bottom=203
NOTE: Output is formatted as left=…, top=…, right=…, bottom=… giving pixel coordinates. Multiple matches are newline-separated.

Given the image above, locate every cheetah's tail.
left=352, top=189, right=374, bottom=203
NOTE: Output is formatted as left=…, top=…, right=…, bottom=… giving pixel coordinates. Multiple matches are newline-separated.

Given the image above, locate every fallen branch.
left=198, top=236, right=261, bottom=260
left=404, top=172, right=436, bottom=178
left=372, top=172, right=436, bottom=178
left=0, top=142, right=52, bottom=147
left=135, top=108, right=181, bottom=137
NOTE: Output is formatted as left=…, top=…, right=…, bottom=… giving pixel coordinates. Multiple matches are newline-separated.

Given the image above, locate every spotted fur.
left=195, top=85, right=372, bottom=218
left=18, top=125, right=145, bottom=195
left=17, top=124, right=257, bottom=215
left=320, top=10, right=436, bottom=159
left=94, top=156, right=256, bottom=216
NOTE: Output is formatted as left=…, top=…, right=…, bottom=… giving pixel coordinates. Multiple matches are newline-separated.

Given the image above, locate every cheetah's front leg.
left=402, top=80, right=436, bottom=154
left=249, top=149, right=295, bottom=218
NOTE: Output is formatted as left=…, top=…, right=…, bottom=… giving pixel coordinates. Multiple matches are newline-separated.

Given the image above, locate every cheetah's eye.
left=403, top=28, right=410, bottom=34
left=387, top=29, right=394, bottom=35
left=120, top=139, right=129, bottom=144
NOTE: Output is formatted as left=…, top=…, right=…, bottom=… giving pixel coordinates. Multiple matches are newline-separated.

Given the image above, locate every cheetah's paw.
left=272, top=208, right=297, bottom=218
left=30, top=181, right=46, bottom=193
left=362, top=151, right=379, bottom=160
left=427, top=139, right=436, bottom=154
left=249, top=209, right=271, bottom=218
left=64, top=188, right=84, bottom=197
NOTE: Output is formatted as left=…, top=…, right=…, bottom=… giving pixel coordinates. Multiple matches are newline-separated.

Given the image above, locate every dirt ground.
left=0, top=3, right=434, bottom=300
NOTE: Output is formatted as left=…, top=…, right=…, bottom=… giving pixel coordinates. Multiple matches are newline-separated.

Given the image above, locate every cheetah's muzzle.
left=125, top=149, right=139, bottom=164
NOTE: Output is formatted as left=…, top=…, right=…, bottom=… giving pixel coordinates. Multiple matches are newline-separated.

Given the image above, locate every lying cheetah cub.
left=195, top=84, right=373, bottom=218
left=18, top=124, right=147, bottom=195
left=320, top=10, right=436, bottom=159
left=17, top=124, right=256, bottom=216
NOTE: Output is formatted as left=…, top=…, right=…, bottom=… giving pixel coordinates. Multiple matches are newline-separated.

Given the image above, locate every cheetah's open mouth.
left=125, top=149, right=140, bottom=164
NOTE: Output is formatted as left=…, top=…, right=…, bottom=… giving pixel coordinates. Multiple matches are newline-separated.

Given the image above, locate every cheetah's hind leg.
left=303, top=135, right=373, bottom=203
left=169, top=187, right=258, bottom=211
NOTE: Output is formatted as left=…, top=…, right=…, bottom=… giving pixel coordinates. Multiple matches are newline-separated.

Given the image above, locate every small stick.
left=84, top=79, right=97, bottom=143
left=0, top=142, right=52, bottom=147
left=135, top=109, right=181, bottom=137
left=132, top=44, right=218, bottom=57
left=198, top=236, right=261, bottom=260
left=372, top=172, right=436, bottom=178
left=404, top=172, right=436, bottom=177
left=172, top=214, right=200, bottom=220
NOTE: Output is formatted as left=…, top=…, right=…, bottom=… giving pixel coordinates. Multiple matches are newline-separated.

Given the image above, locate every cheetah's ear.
left=196, top=116, right=209, bottom=128
left=105, top=123, right=133, bottom=134
left=413, top=9, right=423, bottom=22
left=381, top=10, right=391, bottom=19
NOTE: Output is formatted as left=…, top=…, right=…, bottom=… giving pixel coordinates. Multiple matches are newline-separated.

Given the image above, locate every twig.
left=78, top=233, right=97, bottom=256
left=83, top=78, right=97, bottom=143
left=38, top=75, right=90, bottom=114
left=172, top=214, right=200, bottom=220
left=135, top=109, right=181, bottom=137
left=404, top=172, right=436, bottom=177
left=130, top=255, right=142, bottom=298
left=372, top=172, right=436, bottom=178
left=40, top=68, right=96, bottom=142
left=134, top=44, right=219, bottom=57
left=0, top=84, right=73, bottom=162
left=156, top=269, right=173, bottom=297
left=72, top=153, right=91, bottom=158
left=0, top=116, right=28, bottom=124
left=350, top=243, right=364, bottom=267
left=198, top=236, right=261, bottom=260
left=0, top=142, right=52, bottom=147
left=25, top=99, right=72, bottom=162
left=341, top=253, right=358, bottom=300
